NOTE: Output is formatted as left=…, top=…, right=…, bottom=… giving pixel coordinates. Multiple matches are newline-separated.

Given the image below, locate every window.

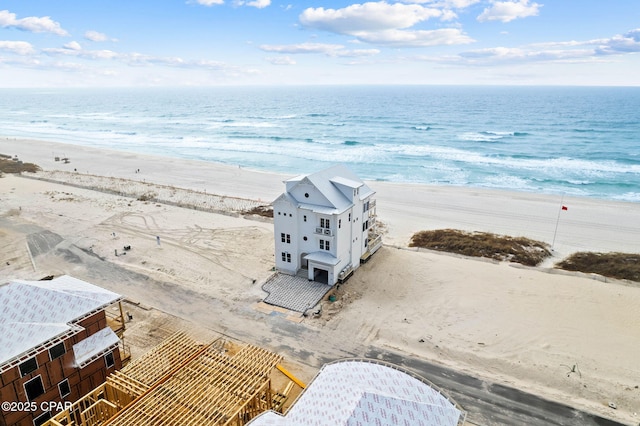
left=348, top=213, right=351, bottom=222
left=303, top=215, right=307, bottom=222
left=304, top=192, right=309, bottom=198
left=104, top=351, right=115, bottom=369
left=319, top=240, right=324, bottom=250
left=320, top=218, right=330, bottom=229
left=286, top=234, right=290, bottom=244
left=281, top=252, right=286, bottom=261
left=49, top=342, right=66, bottom=361
left=19, top=358, right=38, bottom=377
left=319, top=240, right=330, bottom=251
left=339, top=219, right=341, bottom=229
left=303, top=236, right=307, bottom=241
left=58, top=379, right=71, bottom=398
left=281, top=233, right=285, bottom=243
left=33, top=411, right=52, bottom=426
left=286, top=253, right=291, bottom=263
left=24, top=376, right=45, bottom=401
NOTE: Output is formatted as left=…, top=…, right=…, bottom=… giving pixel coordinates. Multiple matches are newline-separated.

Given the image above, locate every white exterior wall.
left=296, top=207, right=314, bottom=269
left=359, top=195, right=373, bottom=255
left=335, top=209, right=352, bottom=275
left=351, top=194, right=364, bottom=266
left=273, top=198, right=298, bottom=274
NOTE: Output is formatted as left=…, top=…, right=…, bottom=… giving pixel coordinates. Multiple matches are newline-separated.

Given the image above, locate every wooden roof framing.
left=46, top=331, right=283, bottom=426
left=107, top=342, right=282, bottom=425
left=119, top=331, right=205, bottom=386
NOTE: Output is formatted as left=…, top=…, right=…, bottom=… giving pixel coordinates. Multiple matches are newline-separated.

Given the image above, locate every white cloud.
left=84, top=30, right=116, bottom=42
left=299, top=2, right=470, bottom=48
left=234, top=0, right=271, bottom=8
left=264, top=56, right=296, bottom=65
left=354, top=28, right=474, bottom=46
left=422, top=28, right=640, bottom=67
left=477, top=0, right=542, bottom=23
left=528, top=29, right=640, bottom=56
left=193, top=0, right=224, bottom=6
left=0, top=10, right=69, bottom=36
left=300, top=2, right=446, bottom=33
left=401, top=0, right=480, bottom=8
left=43, top=46, right=119, bottom=60
left=64, top=41, right=82, bottom=51
left=595, top=28, right=640, bottom=55
left=0, top=40, right=35, bottom=55
left=260, top=42, right=380, bottom=57
left=260, top=42, right=347, bottom=55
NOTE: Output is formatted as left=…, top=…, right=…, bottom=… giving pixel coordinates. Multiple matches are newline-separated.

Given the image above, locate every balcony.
left=361, top=233, right=383, bottom=263
left=314, top=227, right=332, bottom=236
left=366, top=199, right=377, bottom=218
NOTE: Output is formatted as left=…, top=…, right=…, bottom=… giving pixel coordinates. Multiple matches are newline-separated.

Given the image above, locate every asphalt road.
left=365, top=347, right=628, bottom=426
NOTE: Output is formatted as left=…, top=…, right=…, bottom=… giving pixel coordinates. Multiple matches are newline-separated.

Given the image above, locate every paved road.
left=365, top=347, right=627, bottom=426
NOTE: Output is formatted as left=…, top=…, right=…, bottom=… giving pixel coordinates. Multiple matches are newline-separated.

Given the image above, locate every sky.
left=0, top=0, right=639, bottom=87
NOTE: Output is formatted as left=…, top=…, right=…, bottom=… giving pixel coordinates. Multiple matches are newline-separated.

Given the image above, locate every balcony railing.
left=314, top=227, right=333, bottom=236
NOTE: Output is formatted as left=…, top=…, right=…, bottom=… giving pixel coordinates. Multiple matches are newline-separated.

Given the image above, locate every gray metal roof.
left=0, top=275, right=122, bottom=368
left=281, top=164, right=375, bottom=214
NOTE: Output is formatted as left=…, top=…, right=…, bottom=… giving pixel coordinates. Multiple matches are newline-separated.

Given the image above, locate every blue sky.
left=0, top=0, right=639, bottom=87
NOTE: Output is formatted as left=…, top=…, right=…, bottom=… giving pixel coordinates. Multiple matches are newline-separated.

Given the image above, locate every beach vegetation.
left=409, top=229, right=551, bottom=266
left=244, top=205, right=273, bottom=218
left=0, top=154, right=41, bottom=174
left=556, top=252, right=640, bottom=283
left=137, top=192, right=156, bottom=202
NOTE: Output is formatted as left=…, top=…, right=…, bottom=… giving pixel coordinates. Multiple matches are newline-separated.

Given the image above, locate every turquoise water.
left=1, top=86, right=639, bottom=202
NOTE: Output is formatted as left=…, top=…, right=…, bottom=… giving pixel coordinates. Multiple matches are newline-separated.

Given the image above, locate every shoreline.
left=3, top=137, right=640, bottom=258
left=1, top=137, right=639, bottom=424
left=4, top=136, right=640, bottom=204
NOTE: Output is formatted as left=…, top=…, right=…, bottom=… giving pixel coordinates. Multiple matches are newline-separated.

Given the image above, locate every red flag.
left=561, top=205, right=568, bottom=211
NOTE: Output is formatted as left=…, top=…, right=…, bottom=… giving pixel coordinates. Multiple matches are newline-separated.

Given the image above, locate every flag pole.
left=551, top=193, right=565, bottom=251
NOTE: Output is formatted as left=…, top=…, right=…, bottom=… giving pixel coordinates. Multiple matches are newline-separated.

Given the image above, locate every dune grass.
left=409, top=228, right=551, bottom=266
left=0, top=154, right=41, bottom=174
left=556, top=252, right=640, bottom=282
left=243, top=205, right=273, bottom=218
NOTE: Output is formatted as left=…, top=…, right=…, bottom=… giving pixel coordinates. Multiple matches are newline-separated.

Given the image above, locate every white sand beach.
left=1, top=138, right=640, bottom=424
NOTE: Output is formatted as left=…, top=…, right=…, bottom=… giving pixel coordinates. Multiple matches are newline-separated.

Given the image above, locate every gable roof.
left=73, top=327, right=120, bottom=368
left=281, top=164, right=375, bottom=214
left=249, top=359, right=463, bottom=426
left=0, top=275, right=122, bottom=370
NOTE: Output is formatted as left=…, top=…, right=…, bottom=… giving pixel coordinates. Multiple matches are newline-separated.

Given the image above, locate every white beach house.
left=273, top=164, right=382, bottom=285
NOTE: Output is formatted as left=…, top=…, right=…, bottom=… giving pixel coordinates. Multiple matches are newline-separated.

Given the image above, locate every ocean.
left=1, top=86, right=639, bottom=202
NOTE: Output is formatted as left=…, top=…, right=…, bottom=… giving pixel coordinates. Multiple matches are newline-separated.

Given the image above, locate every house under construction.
left=45, top=332, right=287, bottom=426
